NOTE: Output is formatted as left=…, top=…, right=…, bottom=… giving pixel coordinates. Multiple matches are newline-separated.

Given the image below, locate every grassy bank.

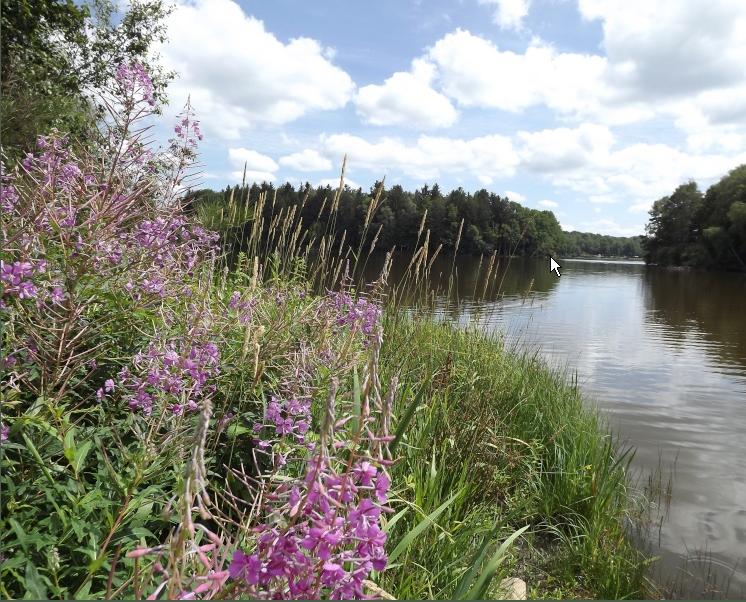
left=1, top=69, right=654, bottom=599
left=377, top=313, right=653, bottom=599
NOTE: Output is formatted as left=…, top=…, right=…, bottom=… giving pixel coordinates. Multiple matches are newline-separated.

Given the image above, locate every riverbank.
left=1, top=98, right=654, bottom=598
left=377, top=312, right=654, bottom=599
left=0, top=265, right=654, bottom=598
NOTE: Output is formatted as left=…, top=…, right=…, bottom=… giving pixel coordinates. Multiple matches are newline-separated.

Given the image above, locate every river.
left=365, top=254, right=746, bottom=598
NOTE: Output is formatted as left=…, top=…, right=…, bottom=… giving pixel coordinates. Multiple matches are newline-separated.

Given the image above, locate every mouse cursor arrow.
left=549, top=256, right=561, bottom=277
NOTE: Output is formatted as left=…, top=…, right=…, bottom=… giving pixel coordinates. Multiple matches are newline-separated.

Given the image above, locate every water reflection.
left=365, top=254, right=746, bottom=597
left=643, top=268, right=746, bottom=367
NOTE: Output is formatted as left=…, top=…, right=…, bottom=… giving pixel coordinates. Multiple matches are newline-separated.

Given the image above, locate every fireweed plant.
left=0, top=63, right=396, bottom=599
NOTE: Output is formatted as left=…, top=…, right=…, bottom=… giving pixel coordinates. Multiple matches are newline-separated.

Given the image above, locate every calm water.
left=366, top=255, right=746, bottom=597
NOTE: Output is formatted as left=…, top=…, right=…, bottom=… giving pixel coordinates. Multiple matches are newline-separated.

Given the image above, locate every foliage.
left=0, top=0, right=173, bottom=156
left=0, top=62, right=396, bottom=600
left=561, top=231, right=643, bottom=258
left=376, top=314, right=652, bottom=599
left=190, top=183, right=567, bottom=258
left=643, top=167, right=746, bottom=271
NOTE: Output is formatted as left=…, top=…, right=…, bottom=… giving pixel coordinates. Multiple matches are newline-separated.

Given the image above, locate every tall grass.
left=196, top=169, right=658, bottom=598
left=375, top=316, right=653, bottom=599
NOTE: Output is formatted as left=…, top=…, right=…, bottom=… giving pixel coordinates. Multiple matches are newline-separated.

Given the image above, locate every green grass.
left=378, top=312, right=654, bottom=599
left=199, top=177, right=658, bottom=599
left=201, top=178, right=657, bottom=599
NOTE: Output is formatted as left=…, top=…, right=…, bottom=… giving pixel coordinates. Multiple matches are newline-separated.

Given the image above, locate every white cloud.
left=294, top=122, right=745, bottom=221
left=320, top=132, right=518, bottom=181
left=423, top=6, right=746, bottom=135
left=575, top=218, right=645, bottom=237
left=317, top=177, right=361, bottom=189
left=279, top=149, right=333, bottom=172
left=427, top=30, right=612, bottom=118
left=229, top=170, right=276, bottom=184
left=588, top=194, right=618, bottom=205
left=478, top=0, right=531, bottom=31
left=578, top=0, right=746, bottom=101
left=504, top=190, right=526, bottom=202
left=228, top=147, right=278, bottom=173
left=538, top=199, right=558, bottom=208
left=160, top=0, right=354, bottom=139
left=517, top=123, right=614, bottom=172
left=529, top=131, right=746, bottom=215
left=576, top=0, right=746, bottom=141
left=355, top=58, right=458, bottom=129
left=226, top=147, right=279, bottom=184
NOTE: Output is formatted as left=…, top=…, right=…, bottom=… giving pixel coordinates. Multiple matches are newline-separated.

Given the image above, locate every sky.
left=154, top=0, right=746, bottom=236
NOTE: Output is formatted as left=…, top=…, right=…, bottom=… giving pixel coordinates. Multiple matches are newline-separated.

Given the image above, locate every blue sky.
left=155, top=0, right=746, bottom=235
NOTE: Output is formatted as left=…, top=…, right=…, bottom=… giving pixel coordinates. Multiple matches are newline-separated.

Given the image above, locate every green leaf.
left=24, top=562, right=48, bottom=599
left=73, top=440, right=92, bottom=475
left=130, top=526, right=156, bottom=540
left=74, top=579, right=92, bottom=600
left=388, top=490, right=460, bottom=563
left=87, top=554, right=106, bottom=574
left=21, top=432, right=58, bottom=490
left=463, top=525, right=529, bottom=600
left=453, top=527, right=496, bottom=599
left=382, top=507, right=409, bottom=534
left=390, top=385, right=424, bottom=455
left=63, top=427, right=77, bottom=464
left=226, top=423, right=251, bottom=438
left=9, top=519, right=28, bottom=553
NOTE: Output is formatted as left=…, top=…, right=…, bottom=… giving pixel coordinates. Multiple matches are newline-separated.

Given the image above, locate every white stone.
left=498, top=577, right=527, bottom=599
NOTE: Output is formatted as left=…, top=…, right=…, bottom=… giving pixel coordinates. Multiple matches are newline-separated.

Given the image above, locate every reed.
left=198, top=164, right=656, bottom=599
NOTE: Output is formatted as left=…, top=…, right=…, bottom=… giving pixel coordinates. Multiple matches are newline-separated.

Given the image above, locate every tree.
left=643, top=181, right=702, bottom=265
left=698, top=165, right=746, bottom=270
left=1, top=0, right=173, bottom=156
left=642, top=165, right=746, bottom=271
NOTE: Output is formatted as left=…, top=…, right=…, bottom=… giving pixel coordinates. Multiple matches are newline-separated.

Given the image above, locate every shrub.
left=0, top=63, right=393, bottom=599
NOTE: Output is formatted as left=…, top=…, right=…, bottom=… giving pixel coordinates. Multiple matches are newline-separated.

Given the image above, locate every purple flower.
left=230, top=452, right=389, bottom=598
left=217, top=412, right=235, bottom=430
left=1, top=423, right=8, bottom=442
left=259, top=395, right=312, bottom=442
left=116, top=62, right=155, bottom=106
left=321, top=561, right=346, bottom=586
left=1, top=261, right=42, bottom=300
left=50, top=285, right=65, bottom=305
left=121, top=340, right=220, bottom=415
left=325, top=291, right=381, bottom=345
left=0, top=183, right=19, bottom=212
left=17, top=281, right=37, bottom=299
left=353, top=461, right=378, bottom=486
left=229, top=550, right=263, bottom=585
left=375, top=471, right=391, bottom=503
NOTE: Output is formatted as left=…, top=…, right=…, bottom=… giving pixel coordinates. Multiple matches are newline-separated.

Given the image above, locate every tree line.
left=643, top=165, right=746, bottom=271
left=190, top=181, right=643, bottom=258
left=561, top=231, right=643, bottom=257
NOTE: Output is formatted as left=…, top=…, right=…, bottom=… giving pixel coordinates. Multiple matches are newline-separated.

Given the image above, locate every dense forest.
left=643, top=165, right=746, bottom=271
left=562, top=231, right=643, bottom=257
left=191, top=183, right=643, bottom=258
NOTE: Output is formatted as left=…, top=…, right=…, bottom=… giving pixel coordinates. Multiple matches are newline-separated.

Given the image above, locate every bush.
left=1, top=63, right=394, bottom=599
